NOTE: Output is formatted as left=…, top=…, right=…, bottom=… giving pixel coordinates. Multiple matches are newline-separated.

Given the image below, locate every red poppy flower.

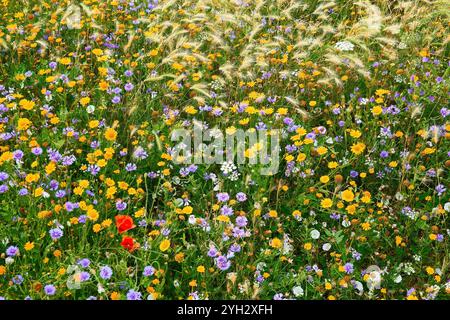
left=115, top=215, right=135, bottom=234
left=120, top=236, right=135, bottom=251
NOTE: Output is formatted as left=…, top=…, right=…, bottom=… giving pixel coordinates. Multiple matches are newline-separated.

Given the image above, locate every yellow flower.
left=350, top=142, right=366, bottom=155
left=19, top=99, right=35, bottom=110
left=320, top=176, right=330, bottom=183
left=361, top=222, right=371, bottom=231
left=292, top=210, right=301, bottom=218
left=197, top=266, right=205, bottom=273
left=89, top=120, right=99, bottom=128
left=372, top=106, right=383, bottom=116
left=104, top=128, right=118, bottom=141
left=316, top=146, right=327, bottom=156
left=87, top=208, right=99, bottom=221
left=425, top=267, right=434, bottom=275
left=303, top=243, right=312, bottom=250
left=45, top=161, right=56, bottom=175
left=175, top=252, right=184, bottom=263
left=79, top=97, right=90, bottom=106
left=92, top=48, right=104, bottom=56
left=341, top=189, right=355, bottom=202
left=270, top=238, right=282, bottom=249
left=182, top=206, right=193, bottom=214
left=159, top=239, right=171, bottom=252
left=101, top=219, right=112, bottom=228
left=24, top=242, right=35, bottom=251
left=321, top=198, right=333, bottom=208
left=268, top=210, right=278, bottom=218
left=185, top=105, right=197, bottom=114
left=59, top=57, right=71, bottom=65
left=297, top=153, right=306, bottom=162
left=17, top=118, right=32, bottom=131
left=93, top=224, right=102, bottom=233
left=216, top=214, right=230, bottom=222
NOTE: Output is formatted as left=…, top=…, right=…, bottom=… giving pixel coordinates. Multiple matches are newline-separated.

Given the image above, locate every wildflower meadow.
left=0, top=0, right=449, bottom=301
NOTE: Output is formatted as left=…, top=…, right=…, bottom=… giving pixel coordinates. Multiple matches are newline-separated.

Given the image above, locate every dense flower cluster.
left=0, top=0, right=449, bottom=300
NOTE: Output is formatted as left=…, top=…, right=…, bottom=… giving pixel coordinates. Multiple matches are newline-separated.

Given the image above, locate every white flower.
left=292, top=286, right=304, bottom=297
left=188, top=215, right=196, bottom=225
left=310, top=229, right=320, bottom=240
left=63, top=5, right=81, bottom=30
left=256, top=262, right=266, bottom=271
left=97, top=283, right=105, bottom=294
left=395, top=192, right=404, bottom=201
left=221, top=161, right=236, bottom=175
left=342, top=219, right=351, bottom=228
left=394, top=275, right=402, bottom=283
left=353, top=281, right=364, bottom=295
left=86, top=105, right=95, bottom=114
left=366, top=271, right=382, bottom=290
left=444, top=202, right=450, bottom=212
left=335, top=41, right=355, bottom=52
left=322, top=243, right=332, bottom=251
left=5, top=257, right=14, bottom=265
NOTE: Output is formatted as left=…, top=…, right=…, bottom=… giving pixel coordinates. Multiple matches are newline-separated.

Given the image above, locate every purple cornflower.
left=12, top=275, right=24, bottom=285
left=380, top=150, right=389, bottom=158
left=0, top=185, right=8, bottom=193
left=143, top=266, right=155, bottom=277
left=344, top=262, right=354, bottom=274
left=124, top=83, right=134, bottom=91
left=65, top=201, right=75, bottom=212
left=0, top=172, right=8, bottom=181
left=235, top=216, right=248, bottom=227
left=55, top=190, right=66, bottom=198
left=80, top=271, right=91, bottom=282
left=78, top=258, right=90, bottom=268
left=236, top=192, right=247, bottom=202
left=229, top=243, right=241, bottom=253
left=49, top=228, right=63, bottom=240
left=44, top=284, right=56, bottom=296
left=99, top=266, right=113, bottom=280
left=273, top=293, right=284, bottom=300
left=31, top=147, right=43, bottom=155
left=112, top=96, right=121, bottom=104
left=220, top=205, right=233, bottom=216
left=116, top=201, right=127, bottom=211
left=125, top=163, right=137, bottom=172
left=216, top=192, right=229, bottom=202
left=6, top=246, right=19, bottom=257
left=215, top=255, right=231, bottom=271
left=88, top=164, right=100, bottom=176
left=13, top=150, right=24, bottom=161
left=126, top=289, right=142, bottom=300
left=350, top=170, right=359, bottom=178
left=207, top=247, right=218, bottom=257
left=435, top=184, right=446, bottom=196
